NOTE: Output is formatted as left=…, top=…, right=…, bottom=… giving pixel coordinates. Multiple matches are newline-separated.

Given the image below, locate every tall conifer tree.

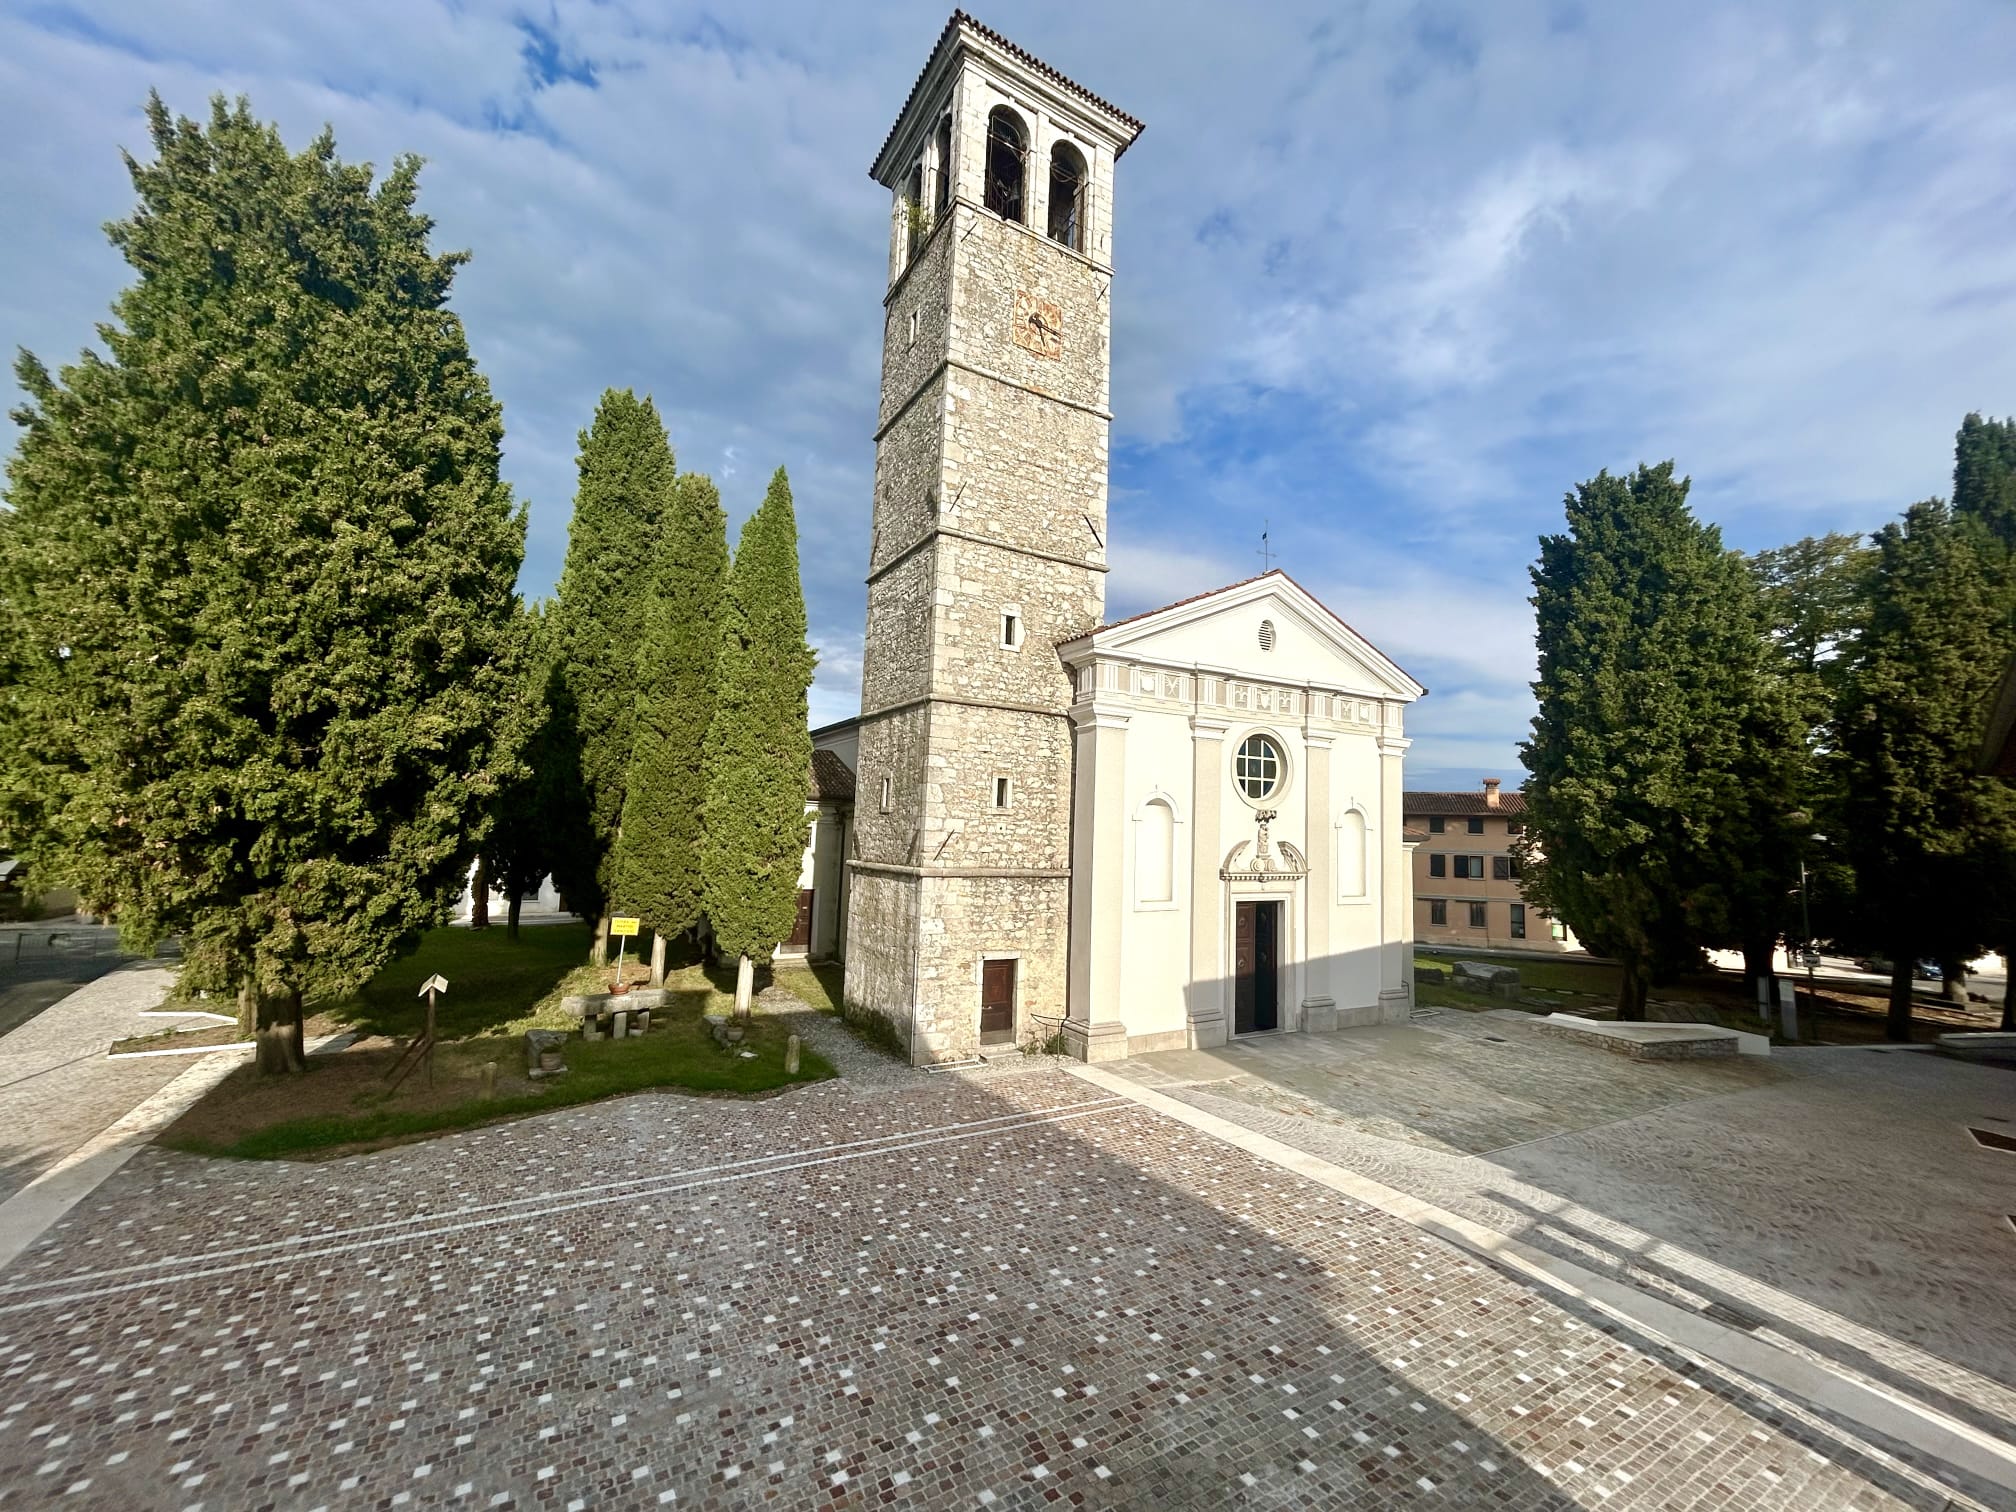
left=1832, top=500, right=2015, bottom=1038
left=1520, top=464, right=1759, bottom=1019
left=0, top=97, right=523, bottom=1070
left=613, top=471, right=729, bottom=983
left=701, top=468, right=815, bottom=1015
left=548, top=390, right=673, bottom=956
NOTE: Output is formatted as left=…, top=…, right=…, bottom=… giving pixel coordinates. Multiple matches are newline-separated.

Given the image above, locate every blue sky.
left=5, top=2, right=2015, bottom=787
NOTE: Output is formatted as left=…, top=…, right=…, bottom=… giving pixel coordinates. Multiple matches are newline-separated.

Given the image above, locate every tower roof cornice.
left=870, top=10, right=1145, bottom=185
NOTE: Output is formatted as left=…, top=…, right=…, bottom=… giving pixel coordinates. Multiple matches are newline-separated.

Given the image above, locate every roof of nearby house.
left=1403, top=790, right=1528, bottom=817
left=1401, top=827, right=1429, bottom=846
left=810, top=748, right=856, bottom=803
left=872, top=10, right=1145, bottom=181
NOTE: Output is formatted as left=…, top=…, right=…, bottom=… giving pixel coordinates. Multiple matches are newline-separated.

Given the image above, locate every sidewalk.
left=0, top=962, right=188, bottom=1201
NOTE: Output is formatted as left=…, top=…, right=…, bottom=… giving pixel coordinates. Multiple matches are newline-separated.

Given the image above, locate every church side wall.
left=912, top=874, right=1071, bottom=1061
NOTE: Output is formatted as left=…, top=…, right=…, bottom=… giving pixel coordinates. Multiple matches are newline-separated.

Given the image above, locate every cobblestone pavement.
left=1114, top=1015, right=2016, bottom=1445
left=0, top=963, right=194, bottom=1203
left=0, top=1061, right=1973, bottom=1510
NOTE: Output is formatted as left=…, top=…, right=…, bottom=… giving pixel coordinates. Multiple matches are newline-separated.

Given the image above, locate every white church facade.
left=799, top=14, right=1423, bottom=1064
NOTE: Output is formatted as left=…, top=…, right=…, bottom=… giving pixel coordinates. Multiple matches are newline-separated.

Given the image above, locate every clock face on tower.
left=1012, top=289, right=1063, bottom=360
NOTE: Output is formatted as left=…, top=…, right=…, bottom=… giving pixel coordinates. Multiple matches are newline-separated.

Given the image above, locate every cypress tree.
left=1519, top=464, right=1759, bottom=1019
left=0, top=96, right=523, bottom=1071
left=701, top=468, right=815, bottom=1016
left=613, top=472, right=729, bottom=983
left=1833, top=500, right=2015, bottom=1038
left=483, top=605, right=593, bottom=940
left=548, top=390, right=674, bottom=957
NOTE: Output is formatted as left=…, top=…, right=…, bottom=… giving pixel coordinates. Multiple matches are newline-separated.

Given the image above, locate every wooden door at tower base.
left=980, top=957, right=1017, bottom=1044
left=1234, top=901, right=1280, bottom=1035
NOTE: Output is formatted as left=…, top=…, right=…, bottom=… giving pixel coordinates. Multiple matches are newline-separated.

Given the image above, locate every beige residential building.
left=1406, top=779, right=1577, bottom=953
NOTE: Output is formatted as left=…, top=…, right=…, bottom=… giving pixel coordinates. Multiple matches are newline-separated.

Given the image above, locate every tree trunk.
left=2001, top=943, right=2015, bottom=1032
left=1617, top=959, right=1649, bottom=1021
left=470, top=857, right=490, bottom=929
left=1939, top=956, right=1965, bottom=1002
left=735, top=953, right=754, bottom=1019
left=650, top=932, right=668, bottom=987
left=237, top=978, right=257, bottom=1041
left=1740, top=936, right=1779, bottom=1016
left=506, top=893, right=522, bottom=942
left=592, top=908, right=611, bottom=966
left=1886, top=955, right=1915, bottom=1042
left=251, top=982, right=305, bottom=1074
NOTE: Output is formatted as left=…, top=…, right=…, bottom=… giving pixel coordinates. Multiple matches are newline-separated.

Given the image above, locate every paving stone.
left=0, top=1062, right=1956, bottom=1509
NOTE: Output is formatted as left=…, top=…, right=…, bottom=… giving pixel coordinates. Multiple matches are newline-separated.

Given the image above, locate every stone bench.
left=1529, top=1013, right=1757, bottom=1061
left=562, top=988, right=665, bottom=1041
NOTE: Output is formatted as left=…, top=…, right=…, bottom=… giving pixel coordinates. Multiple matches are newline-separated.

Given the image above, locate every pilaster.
left=1301, top=731, right=1335, bottom=1031
left=1378, top=731, right=1412, bottom=1021
left=1066, top=709, right=1130, bottom=1047
left=1188, top=716, right=1230, bottom=1048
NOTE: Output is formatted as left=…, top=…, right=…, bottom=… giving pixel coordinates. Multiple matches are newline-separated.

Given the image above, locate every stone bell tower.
left=843, top=14, right=1143, bottom=1062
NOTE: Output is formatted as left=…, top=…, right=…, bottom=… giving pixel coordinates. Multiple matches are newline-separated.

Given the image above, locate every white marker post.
left=610, top=917, right=640, bottom=992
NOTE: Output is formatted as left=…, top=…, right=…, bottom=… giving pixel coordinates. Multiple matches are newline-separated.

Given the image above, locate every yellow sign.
left=610, top=916, right=640, bottom=937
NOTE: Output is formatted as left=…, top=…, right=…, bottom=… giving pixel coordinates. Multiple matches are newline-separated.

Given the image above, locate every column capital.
left=1190, top=716, right=1233, bottom=740
left=1377, top=736, right=1412, bottom=757
left=1072, top=708, right=1131, bottom=733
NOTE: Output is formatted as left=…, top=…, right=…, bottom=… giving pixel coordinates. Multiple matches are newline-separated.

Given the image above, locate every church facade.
left=829, top=14, right=1423, bottom=1064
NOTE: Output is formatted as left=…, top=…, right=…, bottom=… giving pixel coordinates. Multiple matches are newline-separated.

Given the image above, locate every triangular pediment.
left=1060, top=571, right=1424, bottom=701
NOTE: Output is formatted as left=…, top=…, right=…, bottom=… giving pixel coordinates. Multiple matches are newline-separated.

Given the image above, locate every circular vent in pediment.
left=1258, top=619, right=1276, bottom=652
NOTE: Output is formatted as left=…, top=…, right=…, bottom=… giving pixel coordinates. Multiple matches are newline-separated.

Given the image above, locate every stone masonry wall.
left=911, top=872, right=1072, bottom=1061
left=933, top=536, right=1103, bottom=710
left=860, top=550, right=935, bottom=710
left=878, top=218, right=955, bottom=431
left=917, top=703, right=1073, bottom=872
left=851, top=704, right=930, bottom=867
left=948, top=207, right=1110, bottom=413
left=840, top=867, right=920, bottom=1046
left=870, top=373, right=945, bottom=566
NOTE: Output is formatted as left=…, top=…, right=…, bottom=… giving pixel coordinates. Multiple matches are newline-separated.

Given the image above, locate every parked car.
left=1914, top=959, right=1943, bottom=981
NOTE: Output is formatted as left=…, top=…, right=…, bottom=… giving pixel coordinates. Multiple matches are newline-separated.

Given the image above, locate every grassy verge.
left=321, top=923, right=595, bottom=1038
left=159, top=1002, right=834, bottom=1160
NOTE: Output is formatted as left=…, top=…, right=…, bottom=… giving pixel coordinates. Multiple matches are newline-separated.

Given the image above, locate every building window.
left=1510, top=903, right=1526, bottom=939
left=1469, top=901, right=1488, bottom=928
left=1257, top=619, right=1276, bottom=652
left=933, top=113, right=953, bottom=216
left=1492, top=855, right=1513, bottom=881
left=1234, top=734, right=1282, bottom=800
left=1428, top=853, right=1446, bottom=878
left=1135, top=797, right=1175, bottom=905
left=907, top=309, right=919, bottom=348
left=1429, top=899, right=1447, bottom=927
left=1047, top=141, right=1086, bottom=250
left=993, top=776, right=1012, bottom=809
left=1466, top=816, right=1485, bottom=834
left=984, top=106, right=1027, bottom=223
left=1001, top=610, right=1021, bottom=649
left=880, top=776, right=892, bottom=812
left=1507, top=819, right=1524, bottom=835
left=1451, top=855, right=1485, bottom=880
left=1428, top=816, right=1445, bottom=834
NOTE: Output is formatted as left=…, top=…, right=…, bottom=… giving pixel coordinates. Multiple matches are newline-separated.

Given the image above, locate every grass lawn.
left=158, top=924, right=837, bottom=1160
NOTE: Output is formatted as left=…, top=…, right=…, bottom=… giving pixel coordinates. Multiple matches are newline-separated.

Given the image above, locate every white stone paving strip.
left=1066, top=1058, right=2016, bottom=1503
left=0, top=1092, right=1130, bottom=1293
left=0, top=1097, right=1135, bottom=1313
left=0, top=1028, right=353, bottom=1276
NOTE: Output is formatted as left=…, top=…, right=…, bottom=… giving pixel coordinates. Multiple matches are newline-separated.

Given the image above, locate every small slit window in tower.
left=1258, top=619, right=1276, bottom=652
left=907, top=309, right=919, bottom=348
left=993, top=776, right=1012, bottom=809
left=1047, top=142, right=1087, bottom=251
left=1001, top=610, right=1021, bottom=649
left=880, top=775, right=892, bottom=812
left=984, top=106, right=1027, bottom=223
left=933, top=114, right=953, bottom=216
